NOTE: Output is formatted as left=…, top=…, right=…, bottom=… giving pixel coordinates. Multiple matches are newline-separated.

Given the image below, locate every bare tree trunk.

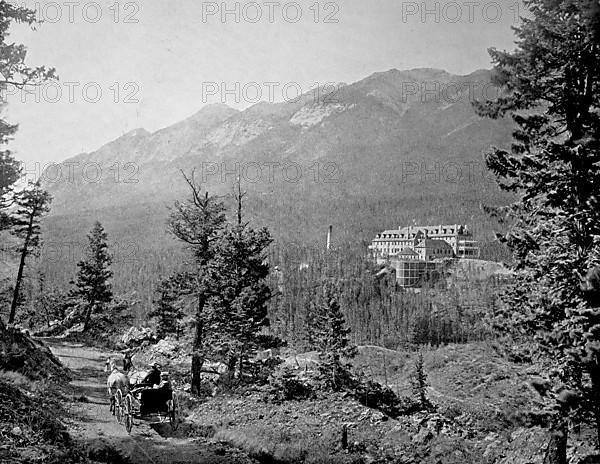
left=9, top=212, right=35, bottom=324
left=191, top=293, right=205, bottom=395
left=191, top=351, right=204, bottom=395
left=226, top=354, right=237, bottom=384
left=9, top=248, right=27, bottom=324
left=82, top=301, right=95, bottom=332
left=543, top=418, right=568, bottom=464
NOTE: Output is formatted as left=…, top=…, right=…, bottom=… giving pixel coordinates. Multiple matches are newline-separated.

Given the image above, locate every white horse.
left=105, top=357, right=130, bottom=415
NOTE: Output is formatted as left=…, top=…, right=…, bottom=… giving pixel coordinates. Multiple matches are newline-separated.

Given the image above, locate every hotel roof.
left=415, top=239, right=453, bottom=249
left=396, top=248, right=419, bottom=256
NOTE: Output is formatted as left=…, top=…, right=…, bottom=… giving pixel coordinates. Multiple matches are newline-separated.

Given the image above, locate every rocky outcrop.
left=120, top=326, right=156, bottom=347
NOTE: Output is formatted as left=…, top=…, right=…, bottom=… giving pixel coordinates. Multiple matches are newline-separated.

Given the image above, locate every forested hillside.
left=35, top=68, right=515, bottom=311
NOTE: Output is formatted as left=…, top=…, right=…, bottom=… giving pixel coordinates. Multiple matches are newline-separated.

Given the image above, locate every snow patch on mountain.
left=289, top=103, right=346, bottom=127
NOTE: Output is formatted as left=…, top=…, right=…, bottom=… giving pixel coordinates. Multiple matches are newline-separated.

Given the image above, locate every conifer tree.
left=8, top=181, right=51, bottom=324
left=0, top=149, right=21, bottom=230
left=168, top=170, right=226, bottom=394
left=71, top=221, right=113, bottom=331
left=410, top=351, right=431, bottom=410
left=150, top=274, right=186, bottom=339
left=303, top=293, right=320, bottom=350
left=204, top=179, right=272, bottom=378
left=1, top=3, right=56, bottom=228
left=475, top=0, right=600, bottom=456
left=314, top=281, right=357, bottom=390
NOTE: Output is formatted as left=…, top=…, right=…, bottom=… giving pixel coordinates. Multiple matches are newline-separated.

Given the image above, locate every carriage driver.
left=136, top=371, right=172, bottom=415
left=156, top=371, right=171, bottom=391
left=141, top=362, right=161, bottom=387
left=153, top=372, right=172, bottom=411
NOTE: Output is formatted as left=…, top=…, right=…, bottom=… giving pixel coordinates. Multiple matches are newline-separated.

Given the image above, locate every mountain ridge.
left=40, top=67, right=515, bottom=306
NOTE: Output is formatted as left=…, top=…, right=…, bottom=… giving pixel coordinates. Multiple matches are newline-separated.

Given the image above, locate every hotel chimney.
left=326, top=224, right=332, bottom=250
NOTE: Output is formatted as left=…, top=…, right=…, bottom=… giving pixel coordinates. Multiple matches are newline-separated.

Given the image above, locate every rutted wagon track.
left=41, top=338, right=257, bottom=464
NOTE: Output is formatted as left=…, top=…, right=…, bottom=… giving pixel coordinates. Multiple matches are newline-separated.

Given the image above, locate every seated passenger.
left=141, top=362, right=161, bottom=387
left=154, top=371, right=172, bottom=392
left=139, top=372, right=172, bottom=415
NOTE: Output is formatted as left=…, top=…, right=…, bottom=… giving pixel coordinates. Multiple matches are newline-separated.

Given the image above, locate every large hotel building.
left=368, top=224, right=481, bottom=286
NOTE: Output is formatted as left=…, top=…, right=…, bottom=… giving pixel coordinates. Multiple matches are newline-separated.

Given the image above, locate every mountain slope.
left=40, top=68, right=515, bottom=309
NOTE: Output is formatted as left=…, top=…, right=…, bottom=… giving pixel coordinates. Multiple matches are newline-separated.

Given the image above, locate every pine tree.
left=0, top=150, right=21, bottom=230
left=475, top=0, right=600, bottom=456
left=410, top=351, right=431, bottom=410
left=204, top=179, right=272, bottom=379
left=150, top=274, right=186, bottom=339
left=314, top=280, right=357, bottom=390
left=0, top=3, right=56, bottom=228
left=8, top=181, right=51, bottom=324
left=168, top=170, right=226, bottom=394
left=71, top=221, right=113, bottom=331
left=303, top=293, right=320, bottom=350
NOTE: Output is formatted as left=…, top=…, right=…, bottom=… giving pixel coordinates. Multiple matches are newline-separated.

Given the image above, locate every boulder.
left=121, top=326, right=156, bottom=347
left=149, top=339, right=178, bottom=358
left=283, top=351, right=320, bottom=370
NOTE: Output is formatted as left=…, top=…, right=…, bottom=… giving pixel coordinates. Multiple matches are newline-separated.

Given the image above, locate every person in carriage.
left=131, top=364, right=172, bottom=415
left=142, top=362, right=161, bottom=387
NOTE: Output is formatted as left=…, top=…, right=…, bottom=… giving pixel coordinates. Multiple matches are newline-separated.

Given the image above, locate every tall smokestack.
left=326, top=224, right=332, bottom=250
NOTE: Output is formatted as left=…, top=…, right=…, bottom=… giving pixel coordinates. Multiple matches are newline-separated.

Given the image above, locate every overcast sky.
left=5, top=0, right=521, bottom=167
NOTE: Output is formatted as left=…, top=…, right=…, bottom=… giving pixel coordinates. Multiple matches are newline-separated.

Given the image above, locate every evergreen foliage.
left=313, top=281, right=358, bottom=391
left=410, top=351, right=432, bottom=410
left=0, top=2, right=56, bottom=228
left=167, top=170, right=227, bottom=394
left=200, top=180, right=272, bottom=378
left=8, top=181, right=51, bottom=323
left=168, top=173, right=273, bottom=389
left=474, top=0, right=600, bottom=455
left=70, top=222, right=113, bottom=331
left=150, top=274, right=186, bottom=339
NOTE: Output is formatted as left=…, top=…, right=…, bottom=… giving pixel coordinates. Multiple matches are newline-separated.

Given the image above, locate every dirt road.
left=43, top=338, right=256, bottom=464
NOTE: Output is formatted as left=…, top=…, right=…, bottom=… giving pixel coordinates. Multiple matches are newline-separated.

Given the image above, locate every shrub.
left=352, top=377, right=420, bottom=418
left=269, top=366, right=315, bottom=401
left=246, top=356, right=284, bottom=385
left=410, top=352, right=433, bottom=410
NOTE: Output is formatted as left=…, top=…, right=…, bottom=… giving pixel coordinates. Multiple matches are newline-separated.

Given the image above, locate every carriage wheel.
left=169, top=393, right=179, bottom=430
left=123, top=394, right=134, bottom=434
left=115, top=390, right=123, bottom=423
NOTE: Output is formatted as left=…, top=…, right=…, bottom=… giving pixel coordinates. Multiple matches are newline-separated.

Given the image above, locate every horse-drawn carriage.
left=106, top=359, right=179, bottom=434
